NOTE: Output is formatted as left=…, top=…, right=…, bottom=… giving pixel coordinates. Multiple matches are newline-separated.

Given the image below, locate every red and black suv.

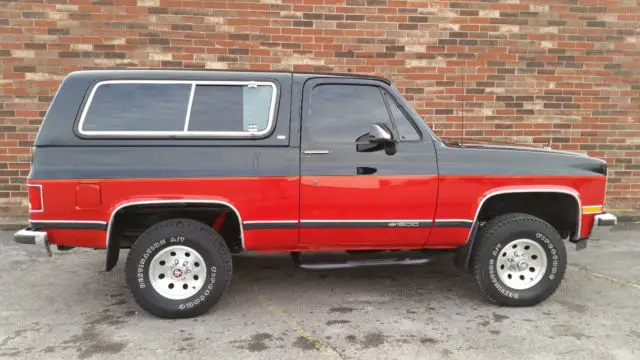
left=14, top=70, right=616, bottom=318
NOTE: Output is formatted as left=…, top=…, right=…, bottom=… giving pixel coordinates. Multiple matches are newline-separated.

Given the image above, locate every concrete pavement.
left=1, top=223, right=639, bottom=359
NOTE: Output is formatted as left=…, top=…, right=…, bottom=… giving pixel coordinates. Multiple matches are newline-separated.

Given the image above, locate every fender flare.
left=454, top=186, right=582, bottom=271
left=105, top=198, right=244, bottom=271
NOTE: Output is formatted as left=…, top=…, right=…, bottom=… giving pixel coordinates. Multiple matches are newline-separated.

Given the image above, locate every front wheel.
left=125, top=218, right=232, bottom=318
left=471, top=213, right=567, bottom=306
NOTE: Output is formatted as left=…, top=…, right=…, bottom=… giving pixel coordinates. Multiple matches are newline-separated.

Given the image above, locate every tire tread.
left=471, top=213, right=566, bottom=306
left=125, top=218, right=232, bottom=318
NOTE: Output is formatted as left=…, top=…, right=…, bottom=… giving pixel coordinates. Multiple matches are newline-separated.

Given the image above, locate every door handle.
left=303, top=150, right=330, bottom=156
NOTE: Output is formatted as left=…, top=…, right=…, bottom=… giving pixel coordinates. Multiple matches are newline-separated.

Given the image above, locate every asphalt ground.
left=1, top=223, right=639, bottom=360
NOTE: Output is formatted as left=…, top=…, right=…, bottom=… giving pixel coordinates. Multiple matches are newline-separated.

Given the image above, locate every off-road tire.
left=471, top=213, right=567, bottom=306
left=125, top=218, right=232, bottom=318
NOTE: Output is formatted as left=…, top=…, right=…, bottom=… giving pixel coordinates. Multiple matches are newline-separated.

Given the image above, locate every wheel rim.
left=495, top=239, right=547, bottom=290
left=149, top=245, right=207, bottom=300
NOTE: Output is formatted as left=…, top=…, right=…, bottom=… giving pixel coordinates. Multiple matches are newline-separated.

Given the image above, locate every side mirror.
left=356, top=123, right=396, bottom=154
left=368, top=123, right=393, bottom=144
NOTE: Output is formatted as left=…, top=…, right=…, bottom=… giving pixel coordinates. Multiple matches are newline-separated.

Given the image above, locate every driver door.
left=298, top=78, right=439, bottom=247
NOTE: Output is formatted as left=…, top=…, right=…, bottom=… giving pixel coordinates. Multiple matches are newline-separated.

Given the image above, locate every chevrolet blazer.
left=14, top=70, right=617, bottom=318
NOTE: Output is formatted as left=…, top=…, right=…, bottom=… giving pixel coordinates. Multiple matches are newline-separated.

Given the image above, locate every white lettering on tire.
left=177, top=265, right=218, bottom=311
left=137, top=239, right=167, bottom=289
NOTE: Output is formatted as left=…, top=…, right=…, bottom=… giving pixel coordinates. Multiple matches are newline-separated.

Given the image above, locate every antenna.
left=461, top=70, right=465, bottom=146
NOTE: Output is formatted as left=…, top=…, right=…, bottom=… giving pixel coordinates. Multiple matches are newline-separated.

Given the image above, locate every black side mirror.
left=356, top=123, right=396, bottom=154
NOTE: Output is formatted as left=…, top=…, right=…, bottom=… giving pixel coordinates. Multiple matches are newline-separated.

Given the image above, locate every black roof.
left=66, top=68, right=391, bottom=84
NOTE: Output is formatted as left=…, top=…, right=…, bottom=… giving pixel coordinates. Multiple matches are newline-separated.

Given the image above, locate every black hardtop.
left=35, top=69, right=391, bottom=147
left=65, top=69, right=391, bottom=84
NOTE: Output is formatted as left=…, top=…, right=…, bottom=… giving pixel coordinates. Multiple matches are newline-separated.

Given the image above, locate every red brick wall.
left=1, top=0, right=639, bottom=216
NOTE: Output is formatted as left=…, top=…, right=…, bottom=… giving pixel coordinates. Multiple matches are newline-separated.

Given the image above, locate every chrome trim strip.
left=77, top=80, right=278, bottom=138
left=300, top=219, right=434, bottom=223
left=243, top=220, right=298, bottom=230
left=241, top=219, right=477, bottom=230
left=243, top=220, right=298, bottom=224
left=471, top=188, right=582, bottom=241
left=27, top=184, right=44, bottom=213
left=434, top=219, right=473, bottom=223
left=28, top=220, right=108, bottom=224
left=105, top=200, right=245, bottom=250
left=183, top=83, right=196, bottom=131
left=300, top=220, right=433, bottom=229
left=30, top=221, right=107, bottom=230
left=432, top=219, right=473, bottom=228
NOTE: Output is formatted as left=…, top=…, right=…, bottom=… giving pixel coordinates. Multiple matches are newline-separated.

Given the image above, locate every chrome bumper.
left=14, top=228, right=52, bottom=257
left=589, top=213, right=617, bottom=241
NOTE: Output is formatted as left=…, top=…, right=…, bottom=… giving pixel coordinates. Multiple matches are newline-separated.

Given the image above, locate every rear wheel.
left=125, top=218, right=232, bottom=318
left=471, top=213, right=566, bottom=306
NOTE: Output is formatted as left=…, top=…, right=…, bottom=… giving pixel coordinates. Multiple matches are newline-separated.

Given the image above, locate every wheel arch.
left=472, top=187, right=582, bottom=239
left=455, top=186, right=581, bottom=271
left=105, top=198, right=245, bottom=271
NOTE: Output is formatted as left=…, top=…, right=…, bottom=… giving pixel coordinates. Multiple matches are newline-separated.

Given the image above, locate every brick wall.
left=1, top=0, right=639, bottom=216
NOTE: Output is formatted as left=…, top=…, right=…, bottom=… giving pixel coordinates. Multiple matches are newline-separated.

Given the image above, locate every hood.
left=448, top=142, right=590, bottom=158
left=436, top=139, right=607, bottom=176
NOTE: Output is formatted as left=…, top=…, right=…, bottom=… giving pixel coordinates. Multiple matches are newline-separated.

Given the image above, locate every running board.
left=292, top=251, right=431, bottom=270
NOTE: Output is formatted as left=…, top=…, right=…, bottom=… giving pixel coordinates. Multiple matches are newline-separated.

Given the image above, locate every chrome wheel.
left=496, top=239, right=547, bottom=290
left=149, top=245, right=207, bottom=300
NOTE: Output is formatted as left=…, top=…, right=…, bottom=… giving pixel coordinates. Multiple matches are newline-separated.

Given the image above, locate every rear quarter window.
left=77, top=80, right=278, bottom=138
left=81, top=83, right=191, bottom=132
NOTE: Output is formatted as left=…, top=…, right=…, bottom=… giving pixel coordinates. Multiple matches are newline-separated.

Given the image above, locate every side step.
left=292, top=251, right=431, bottom=270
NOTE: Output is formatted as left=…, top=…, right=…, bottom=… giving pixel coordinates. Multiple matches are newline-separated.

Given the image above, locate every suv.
left=14, top=70, right=616, bottom=318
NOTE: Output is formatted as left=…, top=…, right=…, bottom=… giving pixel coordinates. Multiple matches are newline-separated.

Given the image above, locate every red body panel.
left=29, top=174, right=606, bottom=251
left=299, top=175, right=438, bottom=247
left=434, top=175, right=606, bottom=244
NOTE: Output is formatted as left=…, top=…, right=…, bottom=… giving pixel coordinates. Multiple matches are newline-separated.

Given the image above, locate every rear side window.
left=188, top=85, right=273, bottom=133
left=78, top=80, right=277, bottom=138
left=81, top=83, right=191, bottom=132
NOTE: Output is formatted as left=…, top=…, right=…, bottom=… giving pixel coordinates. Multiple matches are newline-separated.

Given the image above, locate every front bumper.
left=589, top=213, right=617, bottom=241
left=14, top=228, right=52, bottom=257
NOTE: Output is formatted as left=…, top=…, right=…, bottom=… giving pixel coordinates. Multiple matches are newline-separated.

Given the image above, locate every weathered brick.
left=229, top=48, right=249, bottom=55
left=0, top=1, right=636, bottom=215
left=303, top=13, right=323, bottom=20
left=13, top=66, right=36, bottom=73
left=293, top=20, right=313, bottom=27
left=47, top=28, right=70, bottom=35
left=438, top=39, right=457, bottom=46
left=399, top=23, right=418, bottom=30
left=408, top=16, right=429, bottom=23
left=586, top=21, right=606, bottom=28
left=497, top=68, right=515, bottom=74
left=450, top=32, right=468, bottom=38
left=23, top=12, right=45, bottom=19
left=385, top=46, right=404, bottom=52
left=171, top=24, right=193, bottom=31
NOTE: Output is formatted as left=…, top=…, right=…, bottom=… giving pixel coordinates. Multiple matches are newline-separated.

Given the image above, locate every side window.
left=81, top=83, right=190, bottom=132
left=384, top=92, right=420, bottom=141
left=188, top=84, right=274, bottom=133
left=307, top=84, right=392, bottom=144
left=79, top=81, right=277, bottom=137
